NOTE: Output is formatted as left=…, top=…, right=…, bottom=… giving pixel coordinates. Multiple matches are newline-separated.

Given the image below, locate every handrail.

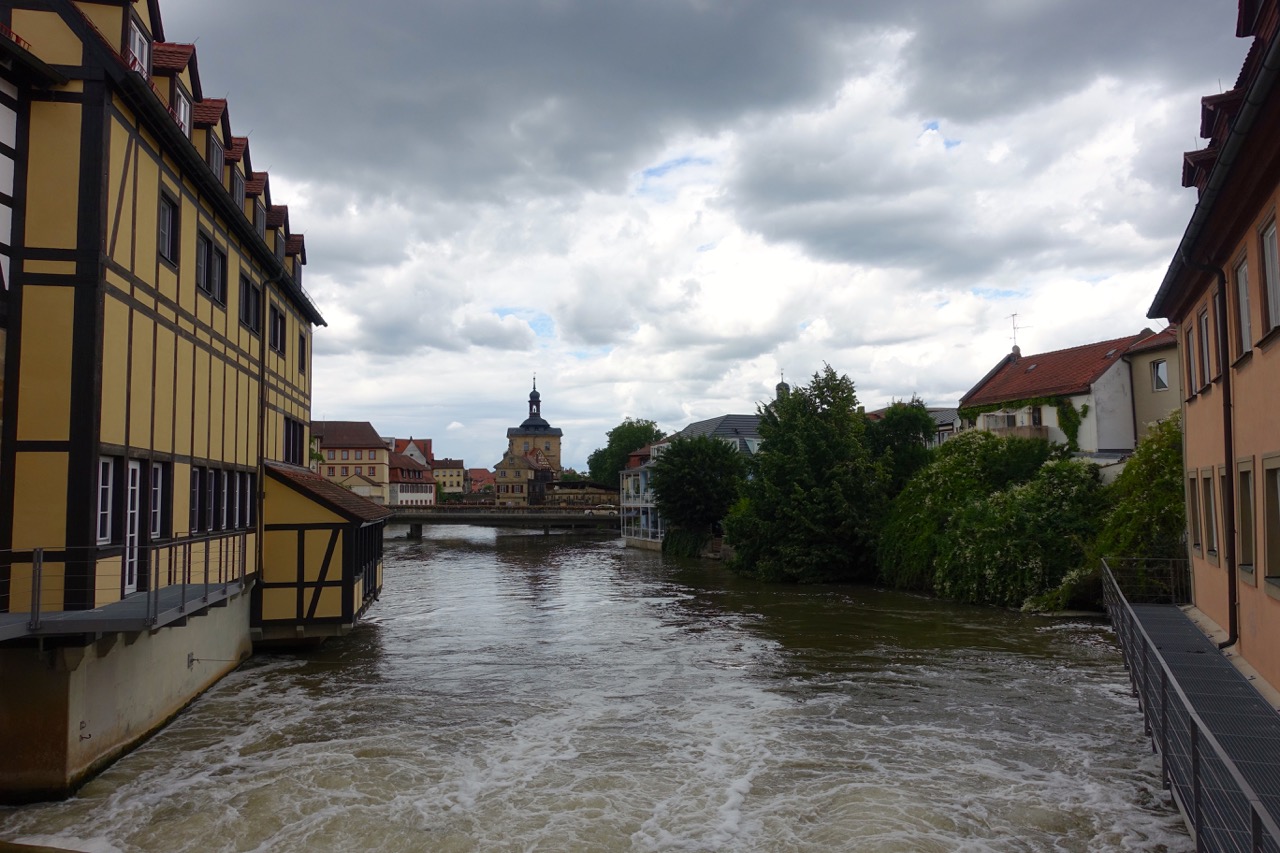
left=1101, top=557, right=1280, bottom=849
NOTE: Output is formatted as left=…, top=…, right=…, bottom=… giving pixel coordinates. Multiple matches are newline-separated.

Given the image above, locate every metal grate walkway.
left=1125, top=601, right=1280, bottom=850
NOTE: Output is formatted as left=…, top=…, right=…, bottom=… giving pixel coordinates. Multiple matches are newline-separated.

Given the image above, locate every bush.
left=877, top=431, right=1052, bottom=593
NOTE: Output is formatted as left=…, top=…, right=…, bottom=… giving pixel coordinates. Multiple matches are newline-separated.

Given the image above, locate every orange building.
left=1148, top=0, right=1280, bottom=689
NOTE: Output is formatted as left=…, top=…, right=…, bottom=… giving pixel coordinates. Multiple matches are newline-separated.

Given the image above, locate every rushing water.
left=2, top=527, right=1188, bottom=852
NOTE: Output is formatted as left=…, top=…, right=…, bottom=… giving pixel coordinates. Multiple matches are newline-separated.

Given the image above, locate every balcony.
left=988, top=424, right=1050, bottom=441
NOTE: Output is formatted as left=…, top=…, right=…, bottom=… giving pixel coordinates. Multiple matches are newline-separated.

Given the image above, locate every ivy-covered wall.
left=958, top=396, right=1090, bottom=451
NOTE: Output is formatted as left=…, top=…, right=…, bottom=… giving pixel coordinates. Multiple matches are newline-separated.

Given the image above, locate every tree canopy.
left=725, top=365, right=885, bottom=583
left=587, top=418, right=666, bottom=485
left=649, top=434, right=746, bottom=534
left=865, top=396, right=938, bottom=497
left=1090, top=412, right=1185, bottom=563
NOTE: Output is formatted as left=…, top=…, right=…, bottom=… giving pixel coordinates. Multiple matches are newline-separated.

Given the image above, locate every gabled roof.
left=267, top=204, right=289, bottom=231
left=1126, top=324, right=1179, bottom=355
left=960, top=333, right=1147, bottom=409
left=286, top=234, right=306, bottom=263
left=434, top=458, right=465, bottom=469
left=312, top=420, right=385, bottom=448
left=245, top=171, right=268, bottom=197
left=928, top=407, right=960, bottom=427
left=225, top=136, right=247, bottom=164
left=192, top=97, right=225, bottom=126
left=468, top=468, right=495, bottom=483
left=265, top=461, right=391, bottom=523
left=151, top=42, right=193, bottom=74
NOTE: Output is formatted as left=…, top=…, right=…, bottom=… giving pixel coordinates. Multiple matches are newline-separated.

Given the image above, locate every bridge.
left=387, top=506, right=620, bottom=537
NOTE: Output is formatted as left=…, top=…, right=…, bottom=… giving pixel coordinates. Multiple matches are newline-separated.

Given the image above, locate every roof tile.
left=960, top=333, right=1147, bottom=409
left=265, top=461, right=391, bottom=522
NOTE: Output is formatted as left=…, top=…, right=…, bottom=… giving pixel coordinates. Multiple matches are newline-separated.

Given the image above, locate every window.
left=341, top=466, right=349, bottom=476
left=327, top=450, right=335, bottom=460
left=1150, top=359, right=1168, bottom=392
left=984, top=412, right=1016, bottom=429
left=150, top=463, right=165, bottom=538
left=523, top=441, right=530, bottom=452
left=97, top=458, right=115, bottom=544
left=232, top=170, right=246, bottom=211
left=299, top=333, right=306, bottom=374
left=368, top=450, right=376, bottom=461
left=1203, top=472, right=1218, bottom=555
left=220, top=470, right=230, bottom=531
left=190, top=467, right=203, bottom=533
left=328, top=466, right=335, bottom=476
left=1030, top=407, right=1042, bottom=427
left=1188, top=473, right=1202, bottom=551
left=239, top=276, right=261, bottom=332
left=269, top=305, right=286, bottom=354
left=229, top=471, right=240, bottom=530
left=255, top=202, right=267, bottom=239
left=126, top=19, right=150, bottom=77
left=283, top=417, right=304, bottom=466
left=194, top=235, right=226, bottom=304
left=339, top=450, right=349, bottom=460
left=275, top=231, right=286, bottom=262
left=210, top=247, right=227, bottom=303
left=1186, top=327, right=1198, bottom=392
left=355, top=450, right=362, bottom=461
left=195, top=233, right=209, bottom=293
left=1240, top=464, right=1256, bottom=572
left=205, top=468, right=216, bottom=533
left=1235, top=258, right=1252, bottom=356
left=355, top=466, right=362, bottom=476
left=1198, top=309, right=1212, bottom=386
left=173, top=89, right=191, bottom=137
left=1265, top=221, right=1280, bottom=332
left=1265, top=459, right=1280, bottom=578
left=208, top=134, right=224, bottom=180
left=158, top=195, right=179, bottom=264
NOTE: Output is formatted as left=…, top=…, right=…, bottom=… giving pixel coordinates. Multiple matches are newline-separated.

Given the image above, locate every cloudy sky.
left=161, top=0, right=1245, bottom=471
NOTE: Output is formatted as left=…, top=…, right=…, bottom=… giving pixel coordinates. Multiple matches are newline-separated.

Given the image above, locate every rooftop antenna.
left=1008, top=313, right=1032, bottom=348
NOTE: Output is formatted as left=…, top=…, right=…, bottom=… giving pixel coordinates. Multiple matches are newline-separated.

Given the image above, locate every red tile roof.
left=225, top=136, right=247, bottom=163
left=265, top=461, right=391, bottom=522
left=1126, top=324, right=1179, bottom=355
left=312, top=420, right=385, bottom=448
left=266, top=204, right=289, bottom=230
left=960, top=332, right=1147, bottom=409
left=245, top=171, right=267, bottom=197
left=389, top=452, right=431, bottom=483
left=286, top=234, right=306, bottom=258
left=468, top=468, right=495, bottom=485
left=193, top=98, right=225, bottom=126
left=152, top=42, right=193, bottom=73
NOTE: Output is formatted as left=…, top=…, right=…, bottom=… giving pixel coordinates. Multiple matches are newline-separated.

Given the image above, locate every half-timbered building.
left=0, top=0, right=384, bottom=801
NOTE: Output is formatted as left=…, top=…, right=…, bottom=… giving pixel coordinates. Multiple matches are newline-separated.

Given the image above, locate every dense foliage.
left=864, top=397, right=938, bottom=497
left=1091, top=413, right=1185, bottom=562
left=932, top=459, right=1105, bottom=607
left=587, top=418, right=666, bottom=485
left=650, top=434, right=746, bottom=534
left=877, top=431, right=1052, bottom=594
left=726, top=366, right=886, bottom=583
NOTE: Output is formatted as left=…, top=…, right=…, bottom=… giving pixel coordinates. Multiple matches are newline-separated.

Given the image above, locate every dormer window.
left=275, top=232, right=286, bottom=262
left=254, top=202, right=267, bottom=238
left=232, top=170, right=245, bottom=211
left=127, top=20, right=150, bottom=77
left=173, top=90, right=191, bottom=137
left=208, top=134, right=224, bottom=180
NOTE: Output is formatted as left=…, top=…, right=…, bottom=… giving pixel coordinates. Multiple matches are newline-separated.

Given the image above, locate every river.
left=0, top=527, right=1188, bottom=852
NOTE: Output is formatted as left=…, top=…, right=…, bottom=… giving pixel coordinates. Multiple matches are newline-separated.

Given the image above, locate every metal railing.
left=1106, top=556, right=1193, bottom=605
left=1102, top=557, right=1280, bottom=851
left=10, top=531, right=249, bottom=634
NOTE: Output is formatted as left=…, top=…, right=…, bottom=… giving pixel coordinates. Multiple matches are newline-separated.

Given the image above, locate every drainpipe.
left=1183, top=258, right=1238, bottom=649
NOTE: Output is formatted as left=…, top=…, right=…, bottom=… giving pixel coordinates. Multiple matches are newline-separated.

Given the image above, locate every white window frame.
left=1265, top=220, right=1280, bottom=332
left=1152, top=359, right=1168, bottom=392
left=150, top=463, right=163, bottom=538
left=97, top=458, right=115, bottom=544
left=1236, top=257, right=1252, bottom=355
left=127, top=19, right=150, bottom=77
left=174, top=89, right=191, bottom=137
left=1198, top=309, right=1212, bottom=386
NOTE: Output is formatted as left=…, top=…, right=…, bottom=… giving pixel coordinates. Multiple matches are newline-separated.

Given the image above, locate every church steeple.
left=528, top=376, right=541, bottom=418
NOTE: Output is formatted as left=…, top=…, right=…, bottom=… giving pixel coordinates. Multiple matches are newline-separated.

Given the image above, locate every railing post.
left=1191, top=724, right=1202, bottom=847
left=1160, top=669, right=1170, bottom=786
left=148, top=543, right=158, bottom=625
left=203, top=539, right=210, bottom=603
left=27, top=548, right=43, bottom=631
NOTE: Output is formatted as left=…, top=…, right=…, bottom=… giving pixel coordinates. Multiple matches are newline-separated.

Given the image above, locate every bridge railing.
left=1102, top=557, right=1280, bottom=851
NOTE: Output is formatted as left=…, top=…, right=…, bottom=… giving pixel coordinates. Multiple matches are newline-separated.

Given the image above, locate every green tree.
left=877, top=430, right=1052, bottom=594
left=1092, top=412, right=1185, bottom=561
left=650, top=434, right=746, bottom=535
left=587, top=418, right=666, bottom=485
left=865, top=397, right=938, bottom=497
left=725, top=365, right=886, bottom=583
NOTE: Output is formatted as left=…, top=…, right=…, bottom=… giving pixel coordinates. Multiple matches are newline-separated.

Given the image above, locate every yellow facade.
left=0, top=0, right=383, bottom=801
